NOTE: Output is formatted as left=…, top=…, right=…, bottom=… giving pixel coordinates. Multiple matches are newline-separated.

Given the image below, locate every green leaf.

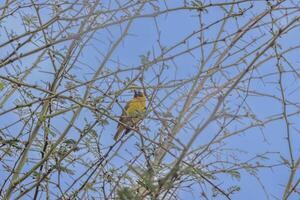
left=139, top=51, right=151, bottom=66
left=49, top=130, right=56, bottom=137
left=117, top=187, right=137, bottom=200
left=84, top=182, right=97, bottom=192
left=45, top=127, right=56, bottom=137
left=182, top=166, right=216, bottom=180
left=280, top=155, right=290, bottom=166
left=0, top=82, right=4, bottom=91
left=228, top=185, right=240, bottom=194
left=226, top=169, right=241, bottom=180
left=138, top=173, right=156, bottom=193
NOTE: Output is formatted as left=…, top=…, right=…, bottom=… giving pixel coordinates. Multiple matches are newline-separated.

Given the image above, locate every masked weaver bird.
left=114, top=90, right=146, bottom=141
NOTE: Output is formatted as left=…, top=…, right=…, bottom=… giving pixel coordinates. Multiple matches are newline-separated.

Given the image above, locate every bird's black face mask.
left=134, top=90, right=144, bottom=98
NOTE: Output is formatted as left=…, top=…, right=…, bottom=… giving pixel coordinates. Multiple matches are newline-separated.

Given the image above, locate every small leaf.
left=117, top=187, right=137, bottom=200
left=0, top=82, right=4, bottom=90
left=280, top=155, right=290, bottom=166
left=228, top=185, right=240, bottom=194
left=227, top=170, right=241, bottom=180
left=206, top=68, right=215, bottom=76
left=49, top=130, right=56, bottom=137
left=84, top=182, right=97, bottom=192
left=45, top=127, right=56, bottom=137
left=182, top=166, right=216, bottom=180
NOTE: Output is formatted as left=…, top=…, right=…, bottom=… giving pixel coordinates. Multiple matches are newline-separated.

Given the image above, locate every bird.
left=114, top=90, right=146, bottom=141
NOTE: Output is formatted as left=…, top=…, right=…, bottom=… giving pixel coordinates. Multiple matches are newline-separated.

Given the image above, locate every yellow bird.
left=114, top=90, right=146, bottom=141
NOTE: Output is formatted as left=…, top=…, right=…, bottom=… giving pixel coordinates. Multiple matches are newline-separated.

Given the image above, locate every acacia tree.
left=0, top=0, right=299, bottom=199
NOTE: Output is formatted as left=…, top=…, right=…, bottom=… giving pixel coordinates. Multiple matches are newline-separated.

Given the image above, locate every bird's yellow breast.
left=126, top=96, right=146, bottom=116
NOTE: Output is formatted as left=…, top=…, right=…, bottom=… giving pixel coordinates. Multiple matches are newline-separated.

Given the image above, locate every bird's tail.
left=114, top=127, right=130, bottom=141
left=114, top=127, right=123, bottom=141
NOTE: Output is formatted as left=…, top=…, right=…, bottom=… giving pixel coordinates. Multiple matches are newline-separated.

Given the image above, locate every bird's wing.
left=117, top=100, right=132, bottom=126
left=114, top=100, right=133, bottom=141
